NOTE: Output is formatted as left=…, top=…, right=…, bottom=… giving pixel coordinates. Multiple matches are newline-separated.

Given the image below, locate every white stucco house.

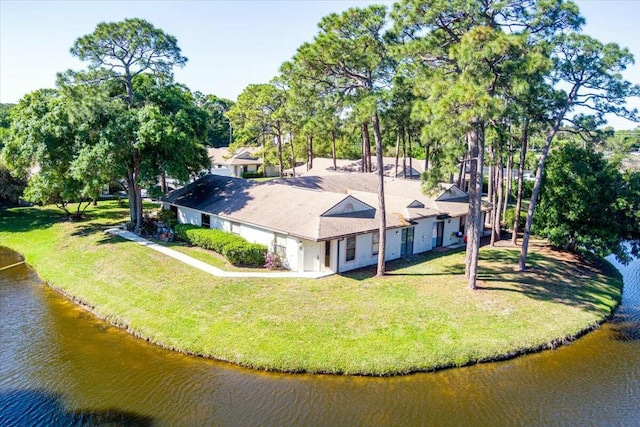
left=207, top=146, right=278, bottom=178
left=161, top=174, right=490, bottom=273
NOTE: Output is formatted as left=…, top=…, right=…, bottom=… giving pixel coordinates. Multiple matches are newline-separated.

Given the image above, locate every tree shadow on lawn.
left=0, top=202, right=129, bottom=236
left=341, top=244, right=620, bottom=315
left=0, top=207, right=63, bottom=234
left=342, top=248, right=466, bottom=281
left=475, top=248, right=622, bottom=315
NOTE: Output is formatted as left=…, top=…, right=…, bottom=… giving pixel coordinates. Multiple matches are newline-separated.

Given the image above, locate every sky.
left=1, top=0, right=638, bottom=129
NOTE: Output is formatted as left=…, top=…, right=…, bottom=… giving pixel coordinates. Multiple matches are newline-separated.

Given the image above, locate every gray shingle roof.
left=163, top=174, right=479, bottom=241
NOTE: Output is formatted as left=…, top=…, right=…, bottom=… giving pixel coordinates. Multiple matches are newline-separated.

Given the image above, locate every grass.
left=0, top=201, right=623, bottom=375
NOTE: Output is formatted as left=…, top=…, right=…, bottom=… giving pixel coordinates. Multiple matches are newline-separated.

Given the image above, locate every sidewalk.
left=104, top=228, right=333, bottom=279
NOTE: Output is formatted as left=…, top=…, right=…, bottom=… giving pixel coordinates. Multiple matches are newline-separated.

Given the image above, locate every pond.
left=1, top=246, right=639, bottom=426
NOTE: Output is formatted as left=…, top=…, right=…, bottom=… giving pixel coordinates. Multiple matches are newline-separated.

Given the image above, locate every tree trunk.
left=518, top=101, right=570, bottom=270
left=360, top=123, right=366, bottom=172
left=307, top=134, right=313, bottom=171
left=362, top=122, right=372, bottom=173
left=161, top=170, right=168, bottom=195
left=394, top=131, right=400, bottom=178
left=465, top=122, right=485, bottom=290
left=487, top=146, right=494, bottom=229
left=424, top=143, right=430, bottom=172
left=331, top=129, right=337, bottom=170
left=261, top=134, right=266, bottom=177
left=133, top=154, right=143, bottom=234
left=408, top=131, right=413, bottom=178
left=126, top=171, right=136, bottom=225
left=372, top=113, right=387, bottom=277
left=458, top=154, right=466, bottom=189
left=402, top=129, right=407, bottom=178
left=512, top=119, right=529, bottom=245
left=290, top=134, right=297, bottom=178
left=491, top=150, right=504, bottom=245
left=276, top=128, right=284, bottom=178
left=503, top=142, right=513, bottom=220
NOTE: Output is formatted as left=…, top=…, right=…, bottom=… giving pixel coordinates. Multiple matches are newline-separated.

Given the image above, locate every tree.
left=0, top=161, right=27, bottom=207
left=518, top=33, right=640, bottom=270
left=226, top=83, right=289, bottom=177
left=290, top=5, right=393, bottom=276
left=0, top=103, right=15, bottom=148
left=2, top=89, right=104, bottom=217
left=68, top=18, right=189, bottom=231
left=534, top=144, right=640, bottom=262
left=196, top=93, right=234, bottom=147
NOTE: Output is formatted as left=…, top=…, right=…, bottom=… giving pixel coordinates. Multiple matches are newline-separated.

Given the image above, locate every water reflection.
left=1, top=247, right=639, bottom=426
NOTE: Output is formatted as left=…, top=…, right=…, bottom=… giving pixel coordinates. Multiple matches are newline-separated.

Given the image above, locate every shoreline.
left=0, top=203, right=624, bottom=376
left=7, top=247, right=622, bottom=377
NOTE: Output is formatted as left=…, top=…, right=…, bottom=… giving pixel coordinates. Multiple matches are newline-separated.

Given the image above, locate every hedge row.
left=174, top=224, right=266, bottom=267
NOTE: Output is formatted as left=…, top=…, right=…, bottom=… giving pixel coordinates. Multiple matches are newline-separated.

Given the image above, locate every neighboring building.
left=207, top=146, right=279, bottom=178
left=162, top=174, right=490, bottom=273
left=286, top=157, right=426, bottom=178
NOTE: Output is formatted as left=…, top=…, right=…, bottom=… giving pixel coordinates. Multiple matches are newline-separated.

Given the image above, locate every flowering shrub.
left=264, top=252, right=284, bottom=270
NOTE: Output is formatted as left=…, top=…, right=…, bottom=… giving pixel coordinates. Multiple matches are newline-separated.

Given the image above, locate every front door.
left=303, top=241, right=322, bottom=272
left=401, top=227, right=414, bottom=256
left=432, top=221, right=444, bottom=248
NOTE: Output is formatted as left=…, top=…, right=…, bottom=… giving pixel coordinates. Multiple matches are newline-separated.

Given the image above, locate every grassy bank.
left=0, top=202, right=623, bottom=375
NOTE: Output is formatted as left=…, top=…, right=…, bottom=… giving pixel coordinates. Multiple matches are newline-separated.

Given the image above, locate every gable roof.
left=163, top=174, right=483, bottom=241
left=207, top=146, right=264, bottom=166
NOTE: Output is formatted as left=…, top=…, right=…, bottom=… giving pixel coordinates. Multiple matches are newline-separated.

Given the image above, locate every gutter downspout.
left=336, top=239, right=340, bottom=274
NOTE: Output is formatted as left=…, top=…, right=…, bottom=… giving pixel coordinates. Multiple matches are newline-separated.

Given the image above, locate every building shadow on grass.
left=0, top=389, right=153, bottom=426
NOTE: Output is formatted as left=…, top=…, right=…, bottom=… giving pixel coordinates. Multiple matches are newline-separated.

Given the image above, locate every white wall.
left=413, top=218, right=435, bottom=253
left=443, top=217, right=463, bottom=246
left=209, top=167, right=231, bottom=177
left=178, top=206, right=201, bottom=226
left=384, top=228, right=402, bottom=260
left=173, top=205, right=467, bottom=273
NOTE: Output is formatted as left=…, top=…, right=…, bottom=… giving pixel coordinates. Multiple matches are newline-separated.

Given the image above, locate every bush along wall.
left=174, top=224, right=267, bottom=267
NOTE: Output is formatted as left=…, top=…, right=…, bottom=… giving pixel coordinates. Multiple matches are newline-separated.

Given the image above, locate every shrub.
left=241, top=171, right=264, bottom=179
left=158, top=207, right=178, bottom=229
left=174, top=223, right=199, bottom=241
left=173, top=223, right=266, bottom=266
left=264, top=252, right=283, bottom=270
left=504, top=207, right=526, bottom=231
left=223, top=242, right=267, bottom=266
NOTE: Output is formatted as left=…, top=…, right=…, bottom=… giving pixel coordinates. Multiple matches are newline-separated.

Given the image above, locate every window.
left=201, top=213, right=211, bottom=228
left=274, top=233, right=287, bottom=257
left=324, top=241, right=331, bottom=267
left=231, top=222, right=241, bottom=235
left=346, top=236, right=356, bottom=262
left=371, top=231, right=379, bottom=256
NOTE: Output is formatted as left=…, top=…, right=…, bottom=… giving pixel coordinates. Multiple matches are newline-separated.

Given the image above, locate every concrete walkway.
left=104, top=228, right=333, bottom=279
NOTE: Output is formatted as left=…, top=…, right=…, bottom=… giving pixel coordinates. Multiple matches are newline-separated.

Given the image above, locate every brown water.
left=1, top=246, right=639, bottom=426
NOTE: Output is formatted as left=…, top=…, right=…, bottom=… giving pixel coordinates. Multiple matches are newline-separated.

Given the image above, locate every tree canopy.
left=2, top=2, right=639, bottom=279
left=534, top=144, right=640, bottom=263
left=65, top=18, right=206, bottom=229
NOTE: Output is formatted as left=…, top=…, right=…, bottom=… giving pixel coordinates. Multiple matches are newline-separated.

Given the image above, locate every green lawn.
left=0, top=201, right=623, bottom=375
